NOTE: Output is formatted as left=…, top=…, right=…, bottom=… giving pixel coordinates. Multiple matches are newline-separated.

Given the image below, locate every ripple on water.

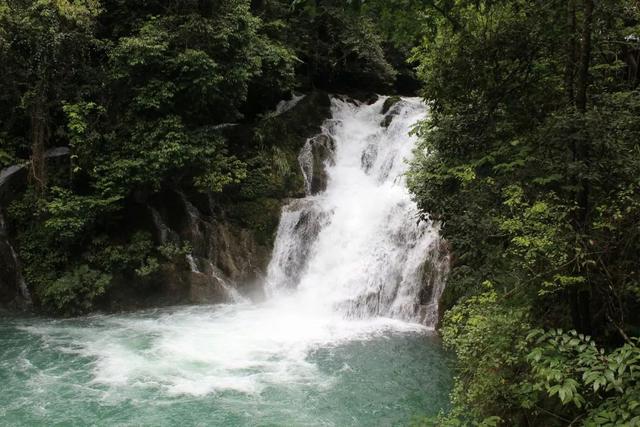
left=0, top=306, right=451, bottom=426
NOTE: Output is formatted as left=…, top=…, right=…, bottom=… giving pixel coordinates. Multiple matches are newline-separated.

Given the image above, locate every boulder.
left=299, top=134, right=336, bottom=195
left=382, top=96, right=402, bottom=114
left=380, top=96, right=403, bottom=128
left=0, top=165, right=27, bottom=207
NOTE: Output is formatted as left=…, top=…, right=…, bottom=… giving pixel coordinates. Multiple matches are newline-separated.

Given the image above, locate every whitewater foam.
left=267, top=96, right=447, bottom=323
left=20, top=303, right=426, bottom=396
left=17, top=95, right=446, bottom=398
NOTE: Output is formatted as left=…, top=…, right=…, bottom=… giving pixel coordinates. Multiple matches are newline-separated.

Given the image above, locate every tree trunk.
left=29, top=93, right=48, bottom=195
left=625, top=46, right=639, bottom=87
left=569, top=0, right=595, bottom=335
left=564, top=0, right=576, bottom=104
left=575, top=0, right=593, bottom=112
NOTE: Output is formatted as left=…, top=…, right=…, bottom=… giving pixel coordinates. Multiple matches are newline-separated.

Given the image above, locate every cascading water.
left=267, top=96, right=448, bottom=325
left=0, top=96, right=452, bottom=426
left=0, top=210, right=32, bottom=305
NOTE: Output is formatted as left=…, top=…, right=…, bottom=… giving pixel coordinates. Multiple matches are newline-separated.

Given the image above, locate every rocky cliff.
left=0, top=92, right=332, bottom=313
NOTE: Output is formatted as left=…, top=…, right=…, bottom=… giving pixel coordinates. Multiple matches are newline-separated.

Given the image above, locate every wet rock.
left=0, top=218, right=30, bottom=309
left=133, top=192, right=272, bottom=307
left=361, top=142, right=378, bottom=173
left=360, top=93, right=379, bottom=105
left=380, top=96, right=403, bottom=128
left=382, top=96, right=402, bottom=114
left=299, top=134, right=336, bottom=195
left=0, top=165, right=27, bottom=207
left=188, top=270, right=227, bottom=303
left=380, top=114, right=395, bottom=128
left=334, top=94, right=359, bottom=106
left=211, top=220, right=270, bottom=287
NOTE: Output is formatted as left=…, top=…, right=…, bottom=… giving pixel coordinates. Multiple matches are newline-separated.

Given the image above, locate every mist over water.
left=0, top=96, right=451, bottom=426
left=268, top=96, right=448, bottom=324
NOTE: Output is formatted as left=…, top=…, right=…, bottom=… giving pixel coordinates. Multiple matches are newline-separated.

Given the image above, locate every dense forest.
left=0, top=0, right=408, bottom=315
left=407, top=1, right=640, bottom=425
left=1, top=0, right=639, bottom=425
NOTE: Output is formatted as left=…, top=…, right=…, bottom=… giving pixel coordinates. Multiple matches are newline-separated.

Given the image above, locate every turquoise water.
left=0, top=305, right=451, bottom=426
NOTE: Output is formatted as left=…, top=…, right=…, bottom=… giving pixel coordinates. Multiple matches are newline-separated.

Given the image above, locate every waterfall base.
left=0, top=305, right=452, bottom=425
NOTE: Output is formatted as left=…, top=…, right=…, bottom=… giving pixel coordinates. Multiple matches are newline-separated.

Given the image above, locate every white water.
left=268, top=96, right=447, bottom=323
left=17, top=96, right=447, bottom=398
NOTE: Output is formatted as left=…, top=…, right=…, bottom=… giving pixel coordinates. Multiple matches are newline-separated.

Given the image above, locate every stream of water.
left=0, top=96, right=451, bottom=426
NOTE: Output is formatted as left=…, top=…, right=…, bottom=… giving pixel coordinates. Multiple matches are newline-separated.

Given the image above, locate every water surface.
left=0, top=305, right=451, bottom=426
left=0, top=96, right=453, bottom=426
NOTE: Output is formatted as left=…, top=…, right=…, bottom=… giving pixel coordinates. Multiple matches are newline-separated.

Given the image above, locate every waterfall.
left=3, top=97, right=449, bottom=407
left=173, top=191, right=251, bottom=304
left=149, top=206, right=179, bottom=245
left=0, top=210, right=32, bottom=305
left=144, top=95, right=447, bottom=325
left=266, top=96, right=448, bottom=325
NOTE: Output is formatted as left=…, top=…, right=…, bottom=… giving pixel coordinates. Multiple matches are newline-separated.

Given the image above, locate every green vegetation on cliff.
left=1, top=0, right=640, bottom=424
left=0, top=0, right=397, bottom=314
left=407, top=0, right=640, bottom=425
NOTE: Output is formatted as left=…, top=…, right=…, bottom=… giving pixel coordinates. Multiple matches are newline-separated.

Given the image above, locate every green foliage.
left=439, top=288, right=532, bottom=424
left=8, top=190, right=71, bottom=294
left=44, top=187, right=121, bottom=243
left=360, top=0, right=434, bottom=54
left=408, top=0, right=640, bottom=424
left=1, top=0, right=339, bottom=315
left=0, top=0, right=102, bottom=165
left=86, top=232, right=160, bottom=277
left=157, top=241, right=192, bottom=262
left=7, top=188, right=164, bottom=314
left=273, top=0, right=397, bottom=89
left=528, top=330, right=640, bottom=426
left=40, top=265, right=111, bottom=316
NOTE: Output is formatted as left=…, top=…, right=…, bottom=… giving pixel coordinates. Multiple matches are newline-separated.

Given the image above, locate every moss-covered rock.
left=220, top=90, right=332, bottom=245
left=299, top=134, right=336, bottom=195
left=382, top=95, right=402, bottom=114
left=103, top=91, right=333, bottom=310
left=380, top=96, right=403, bottom=128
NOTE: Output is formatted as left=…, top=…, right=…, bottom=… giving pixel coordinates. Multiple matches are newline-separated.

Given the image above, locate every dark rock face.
left=104, top=190, right=275, bottom=310
left=105, top=92, right=333, bottom=310
left=299, top=134, right=336, bottom=195
left=382, top=96, right=401, bottom=115
left=361, top=140, right=378, bottom=173
left=0, top=93, right=333, bottom=313
left=0, top=147, right=70, bottom=310
left=381, top=114, right=395, bottom=128
left=381, top=96, right=403, bottom=128
left=0, top=165, right=27, bottom=205
left=0, top=213, right=30, bottom=309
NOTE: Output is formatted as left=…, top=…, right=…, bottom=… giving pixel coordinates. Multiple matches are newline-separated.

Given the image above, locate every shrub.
left=40, top=265, right=111, bottom=316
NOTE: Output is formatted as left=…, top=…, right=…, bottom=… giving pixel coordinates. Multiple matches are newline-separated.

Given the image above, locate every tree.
left=408, top=0, right=640, bottom=423
left=0, top=0, right=101, bottom=192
